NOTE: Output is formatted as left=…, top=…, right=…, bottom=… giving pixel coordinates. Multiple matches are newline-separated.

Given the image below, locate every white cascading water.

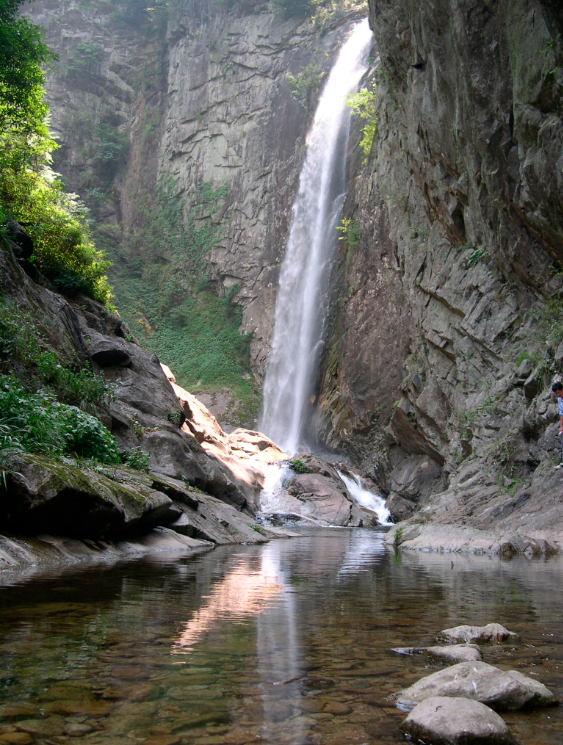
left=336, top=470, right=392, bottom=526
left=260, top=20, right=373, bottom=456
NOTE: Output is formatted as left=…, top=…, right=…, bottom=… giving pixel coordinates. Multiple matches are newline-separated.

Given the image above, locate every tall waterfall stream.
left=261, top=20, right=372, bottom=456
left=257, top=20, right=389, bottom=522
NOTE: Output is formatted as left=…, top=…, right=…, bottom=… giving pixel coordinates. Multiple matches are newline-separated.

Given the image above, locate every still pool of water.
left=0, top=530, right=562, bottom=745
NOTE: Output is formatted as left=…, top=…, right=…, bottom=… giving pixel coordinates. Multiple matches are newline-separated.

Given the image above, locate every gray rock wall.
left=317, top=0, right=563, bottom=542
left=28, top=0, right=363, bottom=380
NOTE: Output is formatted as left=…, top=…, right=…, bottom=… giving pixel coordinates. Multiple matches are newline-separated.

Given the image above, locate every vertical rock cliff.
left=318, top=0, right=563, bottom=547
left=28, top=0, right=365, bottom=424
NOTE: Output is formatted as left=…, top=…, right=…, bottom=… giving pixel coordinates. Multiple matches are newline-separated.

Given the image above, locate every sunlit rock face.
left=316, top=0, right=563, bottom=543
left=26, top=0, right=363, bottom=382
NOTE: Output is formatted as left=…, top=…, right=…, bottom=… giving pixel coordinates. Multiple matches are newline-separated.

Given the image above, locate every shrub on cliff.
left=0, top=0, right=113, bottom=306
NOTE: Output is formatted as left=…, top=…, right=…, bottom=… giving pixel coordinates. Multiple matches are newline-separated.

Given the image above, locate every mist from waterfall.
left=260, top=20, right=373, bottom=456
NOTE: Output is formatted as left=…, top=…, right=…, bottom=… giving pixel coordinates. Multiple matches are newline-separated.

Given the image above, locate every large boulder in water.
left=287, top=472, right=368, bottom=526
left=438, top=624, right=518, bottom=644
left=396, top=661, right=558, bottom=711
left=400, top=697, right=516, bottom=745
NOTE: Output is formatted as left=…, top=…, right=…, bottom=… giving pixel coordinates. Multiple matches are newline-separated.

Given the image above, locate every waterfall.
left=260, top=20, right=373, bottom=456
left=336, top=469, right=392, bottom=526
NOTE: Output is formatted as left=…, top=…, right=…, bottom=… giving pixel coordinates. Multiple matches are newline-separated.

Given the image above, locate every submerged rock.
left=400, top=697, right=516, bottom=745
left=396, top=661, right=558, bottom=712
left=439, top=624, right=518, bottom=644
left=393, top=644, right=483, bottom=664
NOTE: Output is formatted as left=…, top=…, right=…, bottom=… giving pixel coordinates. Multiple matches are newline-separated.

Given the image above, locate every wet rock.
left=439, top=624, right=518, bottom=644
left=400, top=697, right=516, bottom=745
left=0, top=734, right=34, bottom=745
left=16, top=717, right=66, bottom=737
left=396, top=661, right=558, bottom=711
left=393, top=644, right=483, bottom=664
left=64, top=723, right=94, bottom=736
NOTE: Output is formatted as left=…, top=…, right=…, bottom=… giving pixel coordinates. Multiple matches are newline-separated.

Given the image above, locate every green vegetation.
left=466, top=246, right=490, bottom=267
left=107, top=176, right=259, bottom=423
left=0, top=0, right=113, bottom=305
left=286, top=64, right=327, bottom=106
left=0, top=296, right=113, bottom=408
left=67, top=41, right=103, bottom=76
left=251, top=523, right=268, bottom=536
left=346, top=85, right=377, bottom=158
left=109, top=0, right=168, bottom=32
left=124, top=446, right=150, bottom=472
left=336, top=217, right=360, bottom=250
left=394, top=525, right=404, bottom=546
left=290, top=458, right=311, bottom=474
left=0, top=375, right=120, bottom=462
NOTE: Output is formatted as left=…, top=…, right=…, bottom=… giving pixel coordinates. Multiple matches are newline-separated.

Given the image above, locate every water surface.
left=1, top=531, right=562, bottom=745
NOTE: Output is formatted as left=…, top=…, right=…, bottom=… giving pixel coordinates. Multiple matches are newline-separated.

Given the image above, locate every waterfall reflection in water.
left=0, top=532, right=562, bottom=745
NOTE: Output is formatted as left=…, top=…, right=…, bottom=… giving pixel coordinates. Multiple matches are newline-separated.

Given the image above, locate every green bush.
left=346, top=86, right=377, bottom=158
left=290, top=458, right=311, bottom=474
left=0, top=0, right=113, bottom=307
left=124, top=446, right=150, bottom=472
left=0, top=297, right=113, bottom=408
left=0, top=375, right=120, bottom=462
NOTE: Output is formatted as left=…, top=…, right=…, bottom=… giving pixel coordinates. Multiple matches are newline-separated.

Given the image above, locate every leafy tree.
left=0, top=0, right=54, bottom=134
left=346, top=85, right=377, bottom=158
left=0, top=0, right=113, bottom=306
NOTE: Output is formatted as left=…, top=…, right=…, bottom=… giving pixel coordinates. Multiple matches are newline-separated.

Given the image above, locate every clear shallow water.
left=1, top=531, right=562, bottom=745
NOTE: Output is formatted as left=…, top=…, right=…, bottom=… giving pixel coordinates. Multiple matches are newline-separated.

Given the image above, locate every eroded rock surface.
left=401, top=697, right=516, bottom=745
left=396, top=661, right=558, bottom=712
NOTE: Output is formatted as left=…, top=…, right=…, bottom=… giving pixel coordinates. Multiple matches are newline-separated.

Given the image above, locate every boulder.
left=396, top=661, right=558, bottom=712
left=393, top=645, right=483, bottom=664
left=0, top=452, right=176, bottom=539
left=287, top=472, right=364, bottom=526
left=400, top=697, right=516, bottom=745
left=439, top=624, right=518, bottom=644
left=86, top=331, right=132, bottom=368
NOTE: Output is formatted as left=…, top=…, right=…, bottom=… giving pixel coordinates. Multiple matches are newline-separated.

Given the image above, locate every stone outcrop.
left=400, top=697, right=516, bottom=745
left=315, top=0, right=563, bottom=551
left=396, top=661, right=558, bottom=712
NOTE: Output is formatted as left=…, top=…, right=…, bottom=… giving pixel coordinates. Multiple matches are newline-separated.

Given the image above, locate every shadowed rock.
left=400, top=697, right=516, bottom=745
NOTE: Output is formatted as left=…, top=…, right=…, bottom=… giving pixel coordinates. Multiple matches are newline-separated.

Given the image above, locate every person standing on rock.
left=551, top=381, right=563, bottom=467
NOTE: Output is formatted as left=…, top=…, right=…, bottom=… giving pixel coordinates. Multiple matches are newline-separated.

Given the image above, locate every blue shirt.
left=559, top=398, right=563, bottom=416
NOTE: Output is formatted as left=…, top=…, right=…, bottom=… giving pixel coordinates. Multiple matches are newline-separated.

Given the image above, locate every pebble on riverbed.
left=396, top=661, right=559, bottom=712
left=400, top=696, right=517, bottom=745
left=393, top=644, right=483, bottom=664
left=438, top=623, right=518, bottom=644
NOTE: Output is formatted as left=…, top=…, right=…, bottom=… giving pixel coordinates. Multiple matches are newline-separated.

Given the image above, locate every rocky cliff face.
left=317, top=0, right=563, bottom=548
left=27, top=0, right=364, bottom=424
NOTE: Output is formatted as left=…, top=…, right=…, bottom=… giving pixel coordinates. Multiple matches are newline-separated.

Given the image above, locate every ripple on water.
left=0, top=531, right=562, bottom=745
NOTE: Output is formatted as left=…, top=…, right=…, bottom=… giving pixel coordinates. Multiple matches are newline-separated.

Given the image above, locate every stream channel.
left=1, top=530, right=562, bottom=745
